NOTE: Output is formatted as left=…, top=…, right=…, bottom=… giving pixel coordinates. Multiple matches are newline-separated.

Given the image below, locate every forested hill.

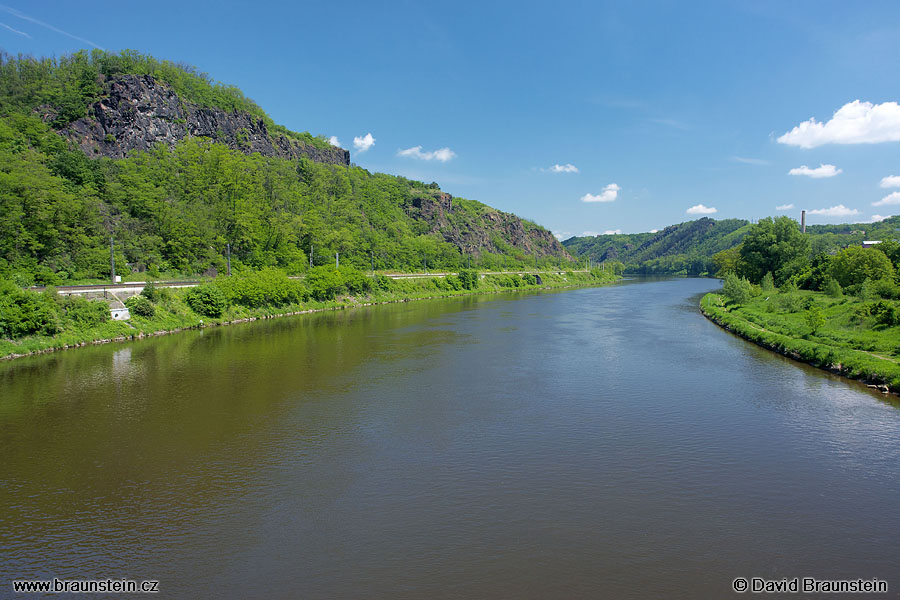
left=0, top=50, right=569, bottom=285
left=563, top=215, right=900, bottom=276
left=563, top=218, right=752, bottom=276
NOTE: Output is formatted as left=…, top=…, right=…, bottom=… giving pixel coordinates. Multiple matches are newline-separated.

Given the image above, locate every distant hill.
left=0, top=50, right=569, bottom=284
left=562, top=215, right=900, bottom=276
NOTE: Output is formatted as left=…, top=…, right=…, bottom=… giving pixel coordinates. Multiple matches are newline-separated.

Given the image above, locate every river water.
left=1, top=278, right=898, bottom=598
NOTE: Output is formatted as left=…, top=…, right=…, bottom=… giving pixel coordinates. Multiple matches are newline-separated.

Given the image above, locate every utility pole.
left=226, top=243, right=231, bottom=276
left=310, top=244, right=314, bottom=268
left=371, top=251, right=375, bottom=277
left=336, top=252, right=339, bottom=269
left=110, top=236, right=115, bottom=284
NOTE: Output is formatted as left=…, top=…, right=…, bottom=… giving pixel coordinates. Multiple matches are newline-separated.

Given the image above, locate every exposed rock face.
left=408, top=192, right=571, bottom=259
left=63, top=75, right=349, bottom=165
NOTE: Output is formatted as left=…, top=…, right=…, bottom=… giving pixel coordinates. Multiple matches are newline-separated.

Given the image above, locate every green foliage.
left=140, top=281, right=161, bottom=302
left=304, top=266, right=371, bottom=301
left=829, top=246, right=895, bottom=288
left=805, top=305, right=826, bottom=333
left=738, top=216, right=809, bottom=285
left=760, top=272, right=775, bottom=293
left=216, top=268, right=305, bottom=307
left=457, top=269, right=479, bottom=290
left=867, top=300, right=900, bottom=327
left=185, top=283, right=228, bottom=317
left=824, top=277, right=842, bottom=298
left=125, top=294, right=155, bottom=318
left=722, top=272, right=753, bottom=304
left=0, top=280, right=60, bottom=337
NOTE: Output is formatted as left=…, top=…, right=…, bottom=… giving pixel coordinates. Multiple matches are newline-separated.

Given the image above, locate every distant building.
left=862, top=240, right=883, bottom=248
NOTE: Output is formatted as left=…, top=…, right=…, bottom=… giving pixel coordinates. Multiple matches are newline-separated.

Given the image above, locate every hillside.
left=563, top=216, right=900, bottom=276
left=0, top=50, right=570, bottom=284
left=563, top=217, right=752, bottom=275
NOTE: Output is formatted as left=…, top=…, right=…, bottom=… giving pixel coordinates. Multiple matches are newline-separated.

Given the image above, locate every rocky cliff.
left=61, top=75, right=349, bottom=165
left=407, top=191, right=570, bottom=259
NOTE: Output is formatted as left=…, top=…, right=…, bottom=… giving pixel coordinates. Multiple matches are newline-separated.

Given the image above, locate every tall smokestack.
left=801, top=210, right=806, bottom=233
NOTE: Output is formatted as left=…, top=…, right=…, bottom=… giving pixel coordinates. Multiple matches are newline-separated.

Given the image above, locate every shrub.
left=805, top=305, right=826, bottom=333
left=824, top=277, right=842, bottom=298
left=140, top=281, right=161, bottom=302
left=216, top=268, right=305, bottom=307
left=185, top=283, right=228, bottom=317
left=722, top=272, right=753, bottom=304
left=125, top=294, right=155, bottom=318
left=761, top=272, right=775, bottom=293
left=457, top=269, right=479, bottom=290
left=521, top=273, right=538, bottom=286
left=0, top=280, right=61, bottom=338
left=63, top=295, right=110, bottom=327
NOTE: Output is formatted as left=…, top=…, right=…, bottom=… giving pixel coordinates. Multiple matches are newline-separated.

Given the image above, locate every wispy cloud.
left=788, top=164, right=842, bottom=178
left=353, top=133, right=375, bottom=153
left=544, top=163, right=579, bottom=173
left=777, top=100, right=900, bottom=148
left=731, top=156, right=770, bottom=166
left=873, top=191, right=900, bottom=207
left=603, top=229, right=623, bottom=235
left=0, top=20, right=28, bottom=36
left=649, top=117, right=689, bottom=130
left=328, top=136, right=340, bottom=147
left=776, top=203, right=795, bottom=211
left=581, top=230, right=600, bottom=237
left=866, top=214, right=889, bottom=223
left=552, top=230, right=571, bottom=241
left=686, top=204, right=717, bottom=215
left=808, top=205, right=860, bottom=217
left=397, top=146, right=456, bottom=162
left=880, top=175, right=900, bottom=188
left=0, top=4, right=101, bottom=48
left=581, top=183, right=620, bottom=203
left=649, top=228, right=659, bottom=233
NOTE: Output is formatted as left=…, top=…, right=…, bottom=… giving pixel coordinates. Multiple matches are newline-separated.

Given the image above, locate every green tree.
left=738, top=217, right=809, bottom=285
left=722, top=272, right=752, bottom=304
left=805, top=305, right=826, bottom=334
left=829, top=246, right=895, bottom=288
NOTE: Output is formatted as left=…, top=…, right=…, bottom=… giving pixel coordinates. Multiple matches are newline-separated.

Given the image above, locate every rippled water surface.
left=2, top=278, right=899, bottom=598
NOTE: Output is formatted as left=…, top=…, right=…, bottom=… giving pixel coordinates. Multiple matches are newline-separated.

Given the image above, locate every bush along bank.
left=0, top=267, right=618, bottom=360
left=700, top=288, right=900, bottom=396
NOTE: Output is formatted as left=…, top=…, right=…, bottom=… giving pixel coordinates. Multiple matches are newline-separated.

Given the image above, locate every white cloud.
left=686, top=204, right=717, bottom=215
left=581, top=231, right=600, bottom=237
left=552, top=230, right=571, bottom=241
left=776, top=203, right=795, bottom=211
left=808, top=205, right=860, bottom=217
left=397, top=146, right=456, bottom=162
left=788, top=164, right=842, bottom=178
left=581, top=183, right=620, bottom=203
left=731, top=156, right=770, bottom=166
left=866, top=215, right=889, bottom=223
left=880, top=175, right=900, bottom=188
left=873, top=191, right=900, bottom=206
left=328, top=136, right=340, bottom=147
left=649, top=229, right=659, bottom=233
left=353, top=133, right=375, bottom=153
left=547, top=163, right=579, bottom=173
left=777, top=100, right=900, bottom=148
left=603, top=229, right=622, bottom=235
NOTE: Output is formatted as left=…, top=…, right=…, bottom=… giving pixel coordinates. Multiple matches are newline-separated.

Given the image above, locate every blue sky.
left=3, top=1, right=900, bottom=238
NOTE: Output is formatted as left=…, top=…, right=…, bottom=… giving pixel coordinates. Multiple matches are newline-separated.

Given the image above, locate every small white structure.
left=862, top=240, right=883, bottom=248
left=110, top=307, right=131, bottom=320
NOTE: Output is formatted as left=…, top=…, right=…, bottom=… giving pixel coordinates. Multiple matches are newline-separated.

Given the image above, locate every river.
left=1, top=278, right=898, bottom=598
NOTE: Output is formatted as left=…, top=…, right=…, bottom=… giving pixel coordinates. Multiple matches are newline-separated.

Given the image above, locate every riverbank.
left=0, top=270, right=618, bottom=361
left=700, top=292, right=900, bottom=396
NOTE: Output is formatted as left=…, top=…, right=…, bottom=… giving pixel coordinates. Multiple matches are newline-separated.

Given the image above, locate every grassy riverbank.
left=0, top=269, right=617, bottom=360
left=700, top=290, right=900, bottom=394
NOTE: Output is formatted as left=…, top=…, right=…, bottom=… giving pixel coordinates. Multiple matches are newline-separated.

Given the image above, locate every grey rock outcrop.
left=63, top=75, right=349, bottom=165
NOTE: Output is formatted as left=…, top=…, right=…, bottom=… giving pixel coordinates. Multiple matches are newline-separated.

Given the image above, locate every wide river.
left=1, top=278, right=899, bottom=598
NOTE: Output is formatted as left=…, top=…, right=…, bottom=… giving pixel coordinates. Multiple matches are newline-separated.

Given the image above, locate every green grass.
left=701, top=289, right=900, bottom=393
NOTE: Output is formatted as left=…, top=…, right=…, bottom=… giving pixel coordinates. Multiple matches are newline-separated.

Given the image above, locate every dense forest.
left=0, top=50, right=569, bottom=286
left=563, top=215, right=900, bottom=276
